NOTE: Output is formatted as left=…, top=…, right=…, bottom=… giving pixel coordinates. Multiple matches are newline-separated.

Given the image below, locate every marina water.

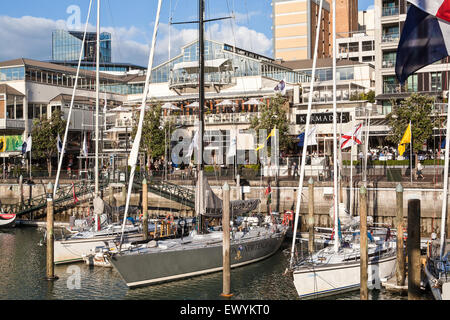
left=0, top=227, right=431, bottom=300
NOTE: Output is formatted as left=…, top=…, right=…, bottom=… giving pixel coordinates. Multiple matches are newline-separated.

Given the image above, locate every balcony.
left=169, top=72, right=235, bottom=90
left=382, top=6, right=399, bottom=17
left=382, top=59, right=396, bottom=68
left=383, top=83, right=401, bottom=94
left=172, top=112, right=258, bottom=126
left=382, top=32, right=400, bottom=43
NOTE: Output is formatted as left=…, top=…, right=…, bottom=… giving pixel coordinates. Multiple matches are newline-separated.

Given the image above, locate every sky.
left=0, top=0, right=375, bottom=67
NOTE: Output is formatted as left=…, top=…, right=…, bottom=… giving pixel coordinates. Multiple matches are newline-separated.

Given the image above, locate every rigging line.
left=53, top=0, right=94, bottom=199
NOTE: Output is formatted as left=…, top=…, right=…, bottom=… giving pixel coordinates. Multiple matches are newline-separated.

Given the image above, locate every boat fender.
left=147, top=240, right=158, bottom=248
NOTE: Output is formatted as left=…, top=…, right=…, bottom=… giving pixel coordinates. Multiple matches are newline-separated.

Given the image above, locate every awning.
left=173, top=58, right=232, bottom=72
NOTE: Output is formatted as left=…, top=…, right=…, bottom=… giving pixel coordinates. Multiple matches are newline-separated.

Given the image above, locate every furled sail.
left=201, top=177, right=260, bottom=217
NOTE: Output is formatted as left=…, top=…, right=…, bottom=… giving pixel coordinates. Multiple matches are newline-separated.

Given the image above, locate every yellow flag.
left=399, top=123, right=411, bottom=144
left=267, top=127, right=276, bottom=140
left=398, top=123, right=411, bottom=156
left=256, top=127, right=276, bottom=151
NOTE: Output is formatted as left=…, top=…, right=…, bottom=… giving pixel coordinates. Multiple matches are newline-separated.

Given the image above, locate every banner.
left=0, top=135, right=23, bottom=152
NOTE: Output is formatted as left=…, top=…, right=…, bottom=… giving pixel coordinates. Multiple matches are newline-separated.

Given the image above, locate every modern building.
left=374, top=0, right=449, bottom=114
left=272, top=0, right=360, bottom=62
left=272, top=0, right=331, bottom=61
left=0, top=39, right=313, bottom=170
left=276, top=57, right=375, bottom=155
left=336, top=31, right=375, bottom=63
left=52, top=30, right=112, bottom=63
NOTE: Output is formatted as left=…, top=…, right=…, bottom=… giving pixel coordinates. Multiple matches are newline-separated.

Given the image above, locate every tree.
left=31, top=109, right=67, bottom=176
left=131, top=103, right=173, bottom=167
left=250, top=93, right=293, bottom=154
left=386, top=93, right=435, bottom=178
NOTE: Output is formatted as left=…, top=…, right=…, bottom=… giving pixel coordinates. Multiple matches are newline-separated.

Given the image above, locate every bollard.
left=46, top=182, right=58, bottom=281
left=360, top=185, right=368, bottom=300
left=19, top=175, right=23, bottom=207
left=221, top=183, right=233, bottom=298
left=396, top=184, right=406, bottom=286
left=408, top=199, right=421, bottom=300
left=308, top=178, right=315, bottom=255
left=142, top=178, right=149, bottom=241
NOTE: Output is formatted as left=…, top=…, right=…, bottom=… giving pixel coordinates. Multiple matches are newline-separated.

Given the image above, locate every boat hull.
left=293, top=253, right=397, bottom=299
left=0, top=215, right=16, bottom=228
left=54, top=233, right=144, bottom=264
left=110, top=231, right=285, bottom=288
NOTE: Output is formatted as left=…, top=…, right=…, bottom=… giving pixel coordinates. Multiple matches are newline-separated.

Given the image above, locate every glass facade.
left=149, top=40, right=309, bottom=87
left=52, top=30, right=112, bottom=63
left=0, top=67, right=25, bottom=81
left=302, top=66, right=355, bottom=81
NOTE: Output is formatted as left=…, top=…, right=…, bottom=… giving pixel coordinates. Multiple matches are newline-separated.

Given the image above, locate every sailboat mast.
left=53, top=0, right=93, bottom=199
left=439, top=93, right=450, bottom=259
left=196, top=0, right=206, bottom=232
left=95, top=0, right=100, bottom=196
left=332, top=0, right=339, bottom=254
left=289, top=0, right=324, bottom=268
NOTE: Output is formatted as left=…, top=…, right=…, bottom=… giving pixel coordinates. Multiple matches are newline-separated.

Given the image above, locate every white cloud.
left=0, top=14, right=273, bottom=67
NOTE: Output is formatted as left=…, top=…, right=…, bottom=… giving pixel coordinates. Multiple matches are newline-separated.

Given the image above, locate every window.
left=383, top=75, right=399, bottom=93
left=382, top=51, right=396, bottom=68
left=406, top=74, right=418, bottom=92
left=431, top=72, right=442, bottom=91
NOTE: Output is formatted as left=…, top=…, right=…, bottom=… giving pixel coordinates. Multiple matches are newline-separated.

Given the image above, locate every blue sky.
left=0, top=0, right=375, bottom=66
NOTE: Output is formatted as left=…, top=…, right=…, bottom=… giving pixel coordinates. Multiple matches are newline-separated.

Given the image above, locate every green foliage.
left=386, top=94, right=435, bottom=154
left=132, top=103, right=174, bottom=161
left=31, top=110, right=67, bottom=175
left=250, top=93, right=292, bottom=152
left=349, top=90, right=375, bottom=103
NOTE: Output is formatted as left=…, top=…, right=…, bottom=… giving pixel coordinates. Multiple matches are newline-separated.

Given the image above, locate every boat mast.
left=197, top=0, right=206, bottom=233
left=439, top=93, right=450, bottom=259
left=289, top=0, right=324, bottom=267
left=332, top=0, right=339, bottom=254
left=95, top=0, right=101, bottom=196
left=53, top=0, right=93, bottom=199
left=118, top=0, right=163, bottom=251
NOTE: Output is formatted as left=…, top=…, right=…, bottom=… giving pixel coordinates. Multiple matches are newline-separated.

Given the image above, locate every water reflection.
left=0, top=228, right=432, bottom=300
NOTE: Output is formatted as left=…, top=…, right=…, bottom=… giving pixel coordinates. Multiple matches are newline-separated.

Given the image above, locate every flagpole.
left=410, top=121, right=412, bottom=184
left=439, top=95, right=450, bottom=260
left=350, top=118, right=355, bottom=216
left=289, top=0, right=324, bottom=268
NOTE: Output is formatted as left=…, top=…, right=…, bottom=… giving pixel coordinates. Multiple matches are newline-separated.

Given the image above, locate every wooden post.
left=142, top=178, right=149, bottom=241
left=396, top=184, right=406, bottom=286
left=236, top=174, right=241, bottom=200
left=221, top=183, right=233, bottom=298
left=46, top=182, right=58, bottom=281
left=121, top=185, right=126, bottom=206
left=408, top=199, right=421, bottom=300
left=308, top=177, right=315, bottom=255
left=359, top=185, right=368, bottom=300
left=19, top=175, right=24, bottom=207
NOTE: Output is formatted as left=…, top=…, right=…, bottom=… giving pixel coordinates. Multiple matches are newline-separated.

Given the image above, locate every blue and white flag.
left=22, top=135, right=32, bottom=154
left=57, top=133, right=63, bottom=153
left=396, top=1, right=450, bottom=84
left=297, top=126, right=317, bottom=147
left=274, top=79, right=286, bottom=95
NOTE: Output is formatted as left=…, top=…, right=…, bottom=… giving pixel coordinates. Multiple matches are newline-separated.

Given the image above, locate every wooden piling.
left=221, top=183, right=232, bottom=298
left=19, top=175, right=23, bottom=206
left=360, top=185, right=368, bottom=300
left=308, top=177, right=315, bottom=255
left=407, top=199, right=421, bottom=300
left=45, top=182, right=58, bottom=281
left=142, top=178, right=149, bottom=241
left=396, top=184, right=405, bottom=286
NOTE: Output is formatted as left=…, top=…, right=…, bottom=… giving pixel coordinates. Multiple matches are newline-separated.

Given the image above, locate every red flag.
left=72, top=183, right=79, bottom=204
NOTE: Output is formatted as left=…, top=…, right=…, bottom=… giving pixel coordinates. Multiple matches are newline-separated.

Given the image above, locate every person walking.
left=417, top=162, right=424, bottom=180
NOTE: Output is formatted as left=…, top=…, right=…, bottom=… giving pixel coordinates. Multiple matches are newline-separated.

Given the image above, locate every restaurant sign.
left=296, top=112, right=350, bottom=125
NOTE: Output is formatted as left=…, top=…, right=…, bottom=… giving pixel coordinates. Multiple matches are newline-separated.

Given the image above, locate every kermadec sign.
left=296, top=112, right=350, bottom=125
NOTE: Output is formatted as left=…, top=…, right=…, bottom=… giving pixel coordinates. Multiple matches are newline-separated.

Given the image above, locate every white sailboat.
left=288, top=0, right=397, bottom=299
